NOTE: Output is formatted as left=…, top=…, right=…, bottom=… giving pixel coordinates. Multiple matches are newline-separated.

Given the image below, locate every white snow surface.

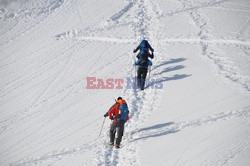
left=0, top=0, right=250, bottom=165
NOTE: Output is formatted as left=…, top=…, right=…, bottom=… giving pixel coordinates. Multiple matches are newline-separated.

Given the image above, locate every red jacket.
left=108, top=99, right=129, bottom=123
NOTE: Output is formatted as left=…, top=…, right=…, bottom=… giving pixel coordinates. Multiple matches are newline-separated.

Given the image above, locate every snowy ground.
left=0, top=0, right=250, bottom=165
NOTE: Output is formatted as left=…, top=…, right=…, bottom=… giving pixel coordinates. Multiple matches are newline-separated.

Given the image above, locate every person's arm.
left=108, top=103, right=119, bottom=119
left=149, top=52, right=154, bottom=59
left=104, top=112, right=108, bottom=117
left=147, top=43, right=154, bottom=53
left=104, top=102, right=117, bottom=117
left=133, top=45, right=140, bottom=53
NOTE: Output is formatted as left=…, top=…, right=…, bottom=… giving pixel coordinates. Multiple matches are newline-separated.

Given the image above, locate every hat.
left=117, top=97, right=122, bottom=100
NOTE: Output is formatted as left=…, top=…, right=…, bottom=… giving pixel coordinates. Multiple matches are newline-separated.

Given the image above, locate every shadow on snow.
left=132, top=122, right=177, bottom=142
left=145, top=57, right=191, bottom=89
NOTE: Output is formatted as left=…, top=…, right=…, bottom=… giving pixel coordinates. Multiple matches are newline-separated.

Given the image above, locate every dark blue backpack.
left=138, top=48, right=148, bottom=67
left=118, top=103, right=129, bottom=121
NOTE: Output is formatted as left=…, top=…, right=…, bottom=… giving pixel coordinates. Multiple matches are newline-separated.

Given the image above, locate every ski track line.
left=0, top=33, right=106, bottom=161
left=162, top=38, right=250, bottom=47
left=3, top=0, right=249, bottom=165
left=173, top=94, right=250, bottom=122
left=26, top=41, right=84, bottom=108
left=132, top=106, right=250, bottom=142
left=0, top=0, right=68, bottom=48
left=0, top=19, right=19, bottom=40
left=1, top=82, right=100, bottom=160
left=11, top=140, right=99, bottom=166
left=0, top=30, right=92, bottom=117
left=238, top=19, right=250, bottom=39
left=55, top=0, right=136, bottom=40
left=130, top=107, right=250, bottom=165
left=176, top=0, right=250, bottom=92
left=8, top=115, right=103, bottom=165
left=54, top=0, right=249, bottom=50
left=57, top=35, right=250, bottom=47
left=0, top=42, right=83, bottom=137
left=178, top=128, right=249, bottom=166
left=0, top=39, right=58, bottom=71
left=174, top=129, right=224, bottom=166
left=0, top=0, right=75, bottom=66
left=7, top=46, right=127, bottom=164
left=55, top=0, right=151, bottom=41
left=0, top=0, right=65, bottom=23
left=2, top=94, right=93, bottom=156
left=0, top=55, right=73, bottom=137
left=0, top=0, right=79, bottom=90
left=5, top=0, right=158, bottom=165
left=108, top=0, right=135, bottom=23
left=164, top=0, right=230, bottom=17
left=0, top=0, right=78, bottom=94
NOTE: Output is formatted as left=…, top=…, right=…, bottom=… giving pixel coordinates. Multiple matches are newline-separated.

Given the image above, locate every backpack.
left=138, top=48, right=148, bottom=67
left=117, top=103, right=129, bottom=122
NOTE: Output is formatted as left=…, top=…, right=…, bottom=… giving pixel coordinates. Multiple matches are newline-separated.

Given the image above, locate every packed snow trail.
left=0, top=0, right=250, bottom=165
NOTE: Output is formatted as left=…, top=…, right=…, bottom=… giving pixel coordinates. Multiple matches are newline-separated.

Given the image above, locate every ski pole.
left=98, top=117, right=106, bottom=138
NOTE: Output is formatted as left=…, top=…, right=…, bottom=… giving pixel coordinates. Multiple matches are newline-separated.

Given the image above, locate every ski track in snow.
left=0, top=0, right=67, bottom=47
left=0, top=0, right=65, bottom=22
left=133, top=106, right=250, bottom=142
left=1, top=0, right=250, bottom=165
left=58, top=0, right=249, bottom=165
left=13, top=106, right=250, bottom=165
left=84, top=0, right=165, bottom=165
left=177, top=0, right=250, bottom=92
left=54, top=0, right=250, bottom=92
left=164, top=0, right=230, bottom=17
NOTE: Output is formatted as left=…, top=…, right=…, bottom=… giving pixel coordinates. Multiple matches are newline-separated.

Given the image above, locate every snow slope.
left=0, top=0, right=250, bottom=165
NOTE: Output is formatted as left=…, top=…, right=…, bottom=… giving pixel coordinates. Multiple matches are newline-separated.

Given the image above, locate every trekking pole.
left=134, top=53, right=137, bottom=89
left=98, top=117, right=106, bottom=138
left=135, top=64, right=137, bottom=88
left=148, top=66, right=151, bottom=81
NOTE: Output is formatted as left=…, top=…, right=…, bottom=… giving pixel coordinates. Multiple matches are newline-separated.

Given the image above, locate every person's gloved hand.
left=133, top=49, right=136, bottom=53
left=104, top=113, right=108, bottom=117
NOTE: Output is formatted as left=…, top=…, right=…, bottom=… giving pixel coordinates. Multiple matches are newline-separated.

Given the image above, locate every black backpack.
left=138, top=48, right=148, bottom=67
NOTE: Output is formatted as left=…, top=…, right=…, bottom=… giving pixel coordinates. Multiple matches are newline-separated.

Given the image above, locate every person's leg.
left=137, top=68, right=142, bottom=88
left=141, top=68, right=148, bottom=90
left=109, top=123, right=116, bottom=145
left=115, top=123, right=124, bottom=147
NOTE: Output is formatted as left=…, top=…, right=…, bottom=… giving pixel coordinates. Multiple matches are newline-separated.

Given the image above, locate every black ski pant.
left=137, top=67, right=148, bottom=90
left=110, top=121, right=125, bottom=145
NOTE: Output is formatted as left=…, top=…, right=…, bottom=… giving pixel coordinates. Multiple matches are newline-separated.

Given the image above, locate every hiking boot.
left=109, top=142, right=114, bottom=146
left=115, top=144, right=120, bottom=149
